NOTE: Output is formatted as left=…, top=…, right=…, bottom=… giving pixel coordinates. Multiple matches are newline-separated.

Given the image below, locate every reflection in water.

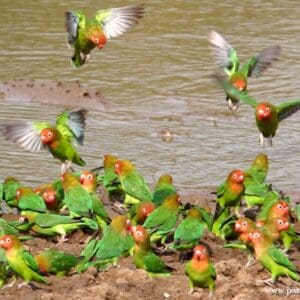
left=0, top=0, right=299, bottom=193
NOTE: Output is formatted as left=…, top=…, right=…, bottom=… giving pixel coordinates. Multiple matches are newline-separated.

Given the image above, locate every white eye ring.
left=233, top=173, right=237, bottom=179
left=242, top=221, right=247, bottom=227
left=47, top=132, right=52, bottom=137
left=126, top=219, right=131, bottom=225
left=6, top=238, right=11, bottom=243
left=136, top=231, right=142, bottom=236
left=277, top=204, right=283, bottom=209
left=253, top=232, right=260, bottom=238
left=87, top=175, right=93, bottom=180
left=278, top=220, right=283, bottom=225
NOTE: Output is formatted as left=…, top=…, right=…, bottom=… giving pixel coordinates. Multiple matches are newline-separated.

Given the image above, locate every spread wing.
left=277, top=99, right=300, bottom=122
left=2, top=121, right=51, bottom=152
left=65, top=11, right=85, bottom=46
left=208, top=30, right=239, bottom=74
left=93, top=5, right=145, bottom=39
left=214, top=75, right=258, bottom=108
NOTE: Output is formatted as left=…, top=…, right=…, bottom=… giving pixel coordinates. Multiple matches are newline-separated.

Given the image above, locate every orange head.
left=40, top=128, right=56, bottom=145
left=102, top=154, right=118, bottom=170
left=41, top=188, right=57, bottom=209
left=247, top=230, right=264, bottom=245
left=192, top=245, right=209, bottom=262
left=269, top=201, right=290, bottom=219
left=16, top=187, right=33, bottom=200
left=131, top=225, right=149, bottom=245
left=114, top=160, right=134, bottom=176
left=256, top=103, right=272, bottom=121
left=136, top=202, right=155, bottom=223
left=0, top=235, right=20, bottom=251
left=232, top=78, right=247, bottom=91
left=80, top=171, right=96, bottom=192
left=256, top=220, right=265, bottom=227
left=228, top=169, right=244, bottom=184
left=271, top=217, right=289, bottom=232
left=235, top=217, right=255, bottom=234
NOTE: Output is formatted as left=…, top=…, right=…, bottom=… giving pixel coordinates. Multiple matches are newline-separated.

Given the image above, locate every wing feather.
left=277, top=99, right=300, bottom=122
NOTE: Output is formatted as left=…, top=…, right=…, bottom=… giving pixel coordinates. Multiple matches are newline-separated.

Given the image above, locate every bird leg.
left=257, top=278, right=275, bottom=286
left=61, top=161, right=72, bottom=175
left=245, top=255, right=256, bottom=268
left=267, top=136, right=273, bottom=147
left=1, top=277, right=17, bottom=289
left=57, top=234, right=68, bottom=245
left=259, top=133, right=265, bottom=147
left=18, top=281, right=37, bottom=290
left=227, top=98, right=238, bottom=111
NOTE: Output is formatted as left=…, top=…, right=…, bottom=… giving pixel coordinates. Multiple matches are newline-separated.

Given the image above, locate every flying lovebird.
left=2, top=108, right=88, bottom=174
left=215, top=76, right=300, bottom=146
left=0, top=235, right=49, bottom=288
left=185, top=244, right=216, bottom=295
left=248, top=230, right=300, bottom=284
left=131, top=225, right=173, bottom=277
left=209, top=30, right=280, bottom=111
left=65, top=4, right=145, bottom=68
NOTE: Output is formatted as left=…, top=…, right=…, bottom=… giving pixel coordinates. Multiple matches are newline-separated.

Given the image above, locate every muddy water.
left=0, top=0, right=300, bottom=193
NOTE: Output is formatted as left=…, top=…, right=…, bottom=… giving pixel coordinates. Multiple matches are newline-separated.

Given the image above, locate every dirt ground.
left=0, top=80, right=300, bottom=299
left=0, top=190, right=300, bottom=300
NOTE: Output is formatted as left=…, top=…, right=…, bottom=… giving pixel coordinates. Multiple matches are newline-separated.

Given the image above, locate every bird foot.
left=227, top=99, right=239, bottom=111
left=259, top=134, right=265, bottom=147
left=189, top=288, right=194, bottom=295
left=18, top=282, right=36, bottom=290
left=257, top=278, right=275, bottom=286
left=57, top=235, right=68, bottom=245
left=245, top=257, right=256, bottom=268
left=280, top=248, right=289, bottom=257
left=1, top=277, right=16, bottom=289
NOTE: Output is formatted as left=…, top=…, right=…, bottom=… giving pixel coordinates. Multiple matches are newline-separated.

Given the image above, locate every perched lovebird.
left=143, top=193, right=181, bottom=243
left=152, top=174, right=177, bottom=207
left=209, top=30, right=280, bottom=111
left=14, top=187, right=47, bottom=212
left=185, top=244, right=216, bottom=295
left=61, top=172, right=93, bottom=217
left=0, top=235, right=48, bottom=288
left=2, top=108, right=87, bottom=173
left=215, top=76, right=300, bottom=146
left=244, top=154, right=270, bottom=207
left=77, top=215, right=134, bottom=272
left=248, top=230, right=300, bottom=284
left=65, top=4, right=145, bottom=67
left=258, top=199, right=290, bottom=222
left=235, top=217, right=257, bottom=245
left=114, top=159, right=152, bottom=205
left=79, top=170, right=110, bottom=228
left=131, top=225, right=172, bottom=276
left=1, top=177, right=22, bottom=204
left=169, top=207, right=205, bottom=255
left=216, top=169, right=245, bottom=215
left=129, top=201, right=156, bottom=225
left=35, top=250, right=79, bottom=276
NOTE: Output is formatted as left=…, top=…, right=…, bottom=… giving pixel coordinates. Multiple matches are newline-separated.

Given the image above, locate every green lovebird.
left=209, top=30, right=280, bottom=111
left=65, top=4, right=145, bottom=68
left=143, top=193, right=181, bottom=243
left=61, top=172, right=93, bottom=217
left=35, top=250, right=79, bottom=276
left=2, top=108, right=87, bottom=174
left=2, top=177, right=22, bottom=204
left=0, top=235, right=48, bottom=288
left=248, top=230, right=300, bottom=284
left=15, top=187, right=47, bottom=212
left=258, top=199, right=290, bottom=222
left=244, top=154, right=270, bottom=207
left=216, top=169, right=245, bottom=215
left=215, top=76, right=300, bottom=146
left=185, top=244, right=216, bottom=295
left=152, top=174, right=177, bottom=207
left=79, top=170, right=110, bottom=229
left=169, top=207, right=205, bottom=252
left=131, top=225, right=172, bottom=277
left=114, top=159, right=152, bottom=205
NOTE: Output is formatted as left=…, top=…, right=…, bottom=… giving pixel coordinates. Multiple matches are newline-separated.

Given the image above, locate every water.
left=0, top=0, right=300, bottom=194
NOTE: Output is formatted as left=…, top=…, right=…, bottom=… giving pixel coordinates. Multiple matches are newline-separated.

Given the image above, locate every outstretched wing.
left=208, top=30, right=239, bottom=74
left=214, top=75, right=258, bottom=108
left=56, top=108, right=88, bottom=145
left=277, top=99, right=300, bottom=122
left=65, top=11, right=85, bottom=46
left=244, top=45, right=281, bottom=78
left=93, top=5, right=145, bottom=40
left=2, top=121, right=51, bottom=152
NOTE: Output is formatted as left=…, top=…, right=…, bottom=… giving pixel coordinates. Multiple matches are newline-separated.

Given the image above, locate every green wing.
left=208, top=30, right=239, bottom=75
left=34, top=213, right=77, bottom=227
left=216, top=182, right=225, bottom=198
left=142, top=251, right=170, bottom=274
left=215, top=75, right=258, bottom=108
left=22, top=250, right=40, bottom=273
left=241, top=45, right=281, bottom=78
left=268, top=245, right=297, bottom=272
left=174, top=217, right=204, bottom=244
left=18, top=193, right=47, bottom=212
left=257, top=191, right=281, bottom=220
left=90, top=194, right=109, bottom=221
left=2, top=121, right=51, bottom=152
left=152, top=186, right=176, bottom=207
left=63, top=185, right=93, bottom=217
left=277, top=99, right=300, bottom=122
left=0, top=218, right=19, bottom=237
left=65, top=11, right=85, bottom=46
left=3, top=178, right=22, bottom=203
left=209, top=263, right=217, bottom=279
left=93, top=5, right=145, bottom=40
left=56, top=108, right=88, bottom=146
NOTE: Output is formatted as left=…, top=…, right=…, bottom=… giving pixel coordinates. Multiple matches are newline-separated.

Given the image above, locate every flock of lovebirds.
left=0, top=2, right=300, bottom=297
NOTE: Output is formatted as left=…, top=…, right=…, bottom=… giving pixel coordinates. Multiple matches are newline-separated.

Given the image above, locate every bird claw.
left=257, top=278, right=275, bottom=286
left=1, top=277, right=16, bottom=289
left=245, top=257, right=256, bottom=268
left=18, top=282, right=36, bottom=290
left=227, top=99, right=239, bottom=111
left=57, top=235, right=68, bottom=245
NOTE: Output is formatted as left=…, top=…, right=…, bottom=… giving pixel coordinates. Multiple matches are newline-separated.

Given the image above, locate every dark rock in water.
left=0, top=79, right=112, bottom=110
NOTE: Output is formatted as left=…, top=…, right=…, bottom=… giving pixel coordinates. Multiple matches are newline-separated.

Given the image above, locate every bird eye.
left=253, top=232, right=260, bottom=238
left=126, top=219, right=131, bottom=225
left=266, top=107, right=270, bottom=112
left=87, top=174, right=93, bottom=180
left=278, top=220, right=283, bottom=225
left=277, top=204, right=283, bottom=209
left=43, top=192, right=48, bottom=198
left=47, top=131, right=52, bottom=137
left=142, top=208, right=146, bottom=213
left=136, top=231, right=142, bottom=236
left=242, top=221, right=247, bottom=227
left=232, top=173, right=237, bottom=180
left=6, top=237, right=11, bottom=243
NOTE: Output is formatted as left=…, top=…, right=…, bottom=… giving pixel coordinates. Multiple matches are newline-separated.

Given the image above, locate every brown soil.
left=1, top=190, right=300, bottom=300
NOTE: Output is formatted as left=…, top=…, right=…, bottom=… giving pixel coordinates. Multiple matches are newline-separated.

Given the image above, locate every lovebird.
left=2, top=108, right=87, bottom=174
left=185, top=244, right=216, bottom=295
left=169, top=207, right=205, bottom=253
left=1, top=177, right=22, bottom=204
left=129, top=201, right=156, bottom=225
left=35, top=250, right=79, bottom=276
left=209, top=30, right=280, bottom=111
left=114, top=159, right=152, bottom=205
left=215, top=76, right=300, bottom=146
left=152, top=174, right=177, bottom=207
left=143, top=193, right=181, bottom=243
left=215, top=169, right=245, bottom=215
left=258, top=199, right=290, bottom=222
left=15, top=187, right=47, bottom=212
left=0, top=235, right=48, bottom=288
left=65, top=4, right=145, bottom=67
left=248, top=230, right=300, bottom=284
left=131, top=225, right=172, bottom=277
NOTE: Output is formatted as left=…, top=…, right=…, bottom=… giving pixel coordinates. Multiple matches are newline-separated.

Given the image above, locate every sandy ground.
left=0, top=80, right=300, bottom=299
